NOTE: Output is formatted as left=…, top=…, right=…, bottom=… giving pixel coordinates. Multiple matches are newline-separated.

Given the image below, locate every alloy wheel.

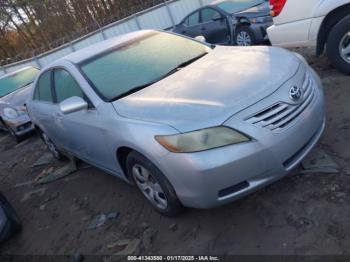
left=132, top=164, right=168, bottom=210
left=339, top=32, right=350, bottom=63
left=236, top=31, right=252, bottom=46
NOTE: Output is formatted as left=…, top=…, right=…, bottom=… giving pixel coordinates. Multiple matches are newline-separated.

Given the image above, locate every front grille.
left=246, top=73, right=315, bottom=132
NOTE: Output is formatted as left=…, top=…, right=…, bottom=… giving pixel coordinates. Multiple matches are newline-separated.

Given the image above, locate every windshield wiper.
left=111, top=52, right=208, bottom=101
left=111, top=82, right=159, bottom=101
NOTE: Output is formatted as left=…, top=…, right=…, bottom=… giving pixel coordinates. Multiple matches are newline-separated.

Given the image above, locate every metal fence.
left=0, top=0, right=213, bottom=77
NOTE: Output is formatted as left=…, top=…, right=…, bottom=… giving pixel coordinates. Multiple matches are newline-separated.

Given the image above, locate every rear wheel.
left=41, top=131, right=65, bottom=161
left=327, top=15, right=350, bottom=75
left=126, top=151, right=183, bottom=216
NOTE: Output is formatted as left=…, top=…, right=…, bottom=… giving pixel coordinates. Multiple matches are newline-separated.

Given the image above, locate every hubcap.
left=132, top=164, right=168, bottom=210
left=339, top=32, right=350, bottom=63
left=42, top=133, right=59, bottom=158
left=236, top=31, right=252, bottom=46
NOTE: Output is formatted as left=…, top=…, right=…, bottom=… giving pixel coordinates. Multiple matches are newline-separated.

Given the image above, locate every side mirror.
left=59, top=96, right=88, bottom=115
left=195, top=35, right=207, bottom=43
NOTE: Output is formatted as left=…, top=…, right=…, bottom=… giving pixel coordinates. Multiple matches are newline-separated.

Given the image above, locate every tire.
left=40, top=131, right=65, bottom=161
left=326, top=15, right=350, bottom=75
left=235, top=26, right=256, bottom=46
left=126, top=151, right=183, bottom=216
left=0, top=193, right=21, bottom=243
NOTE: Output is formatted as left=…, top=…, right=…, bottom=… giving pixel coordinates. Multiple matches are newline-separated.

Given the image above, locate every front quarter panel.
left=103, top=113, right=179, bottom=180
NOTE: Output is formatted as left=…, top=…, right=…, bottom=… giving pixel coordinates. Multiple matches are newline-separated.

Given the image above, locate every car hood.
left=113, top=46, right=300, bottom=133
left=235, top=2, right=270, bottom=18
left=0, top=84, right=33, bottom=108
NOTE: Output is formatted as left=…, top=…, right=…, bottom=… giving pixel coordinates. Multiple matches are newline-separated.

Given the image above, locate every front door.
left=52, top=68, right=115, bottom=171
left=200, top=8, right=229, bottom=44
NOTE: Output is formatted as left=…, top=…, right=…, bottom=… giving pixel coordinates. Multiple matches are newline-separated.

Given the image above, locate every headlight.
left=249, top=16, right=273, bottom=23
left=3, top=107, right=18, bottom=119
left=155, top=126, right=250, bottom=153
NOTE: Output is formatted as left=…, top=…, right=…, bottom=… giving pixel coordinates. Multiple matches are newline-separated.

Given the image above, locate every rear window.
left=0, top=67, right=39, bottom=98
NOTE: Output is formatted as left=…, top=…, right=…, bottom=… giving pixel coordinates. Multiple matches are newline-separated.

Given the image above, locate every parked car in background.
left=173, top=0, right=272, bottom=46
left=0, top=192, right=21, bottom=244
left=267, top=0, right=350, bottom=75
left=27, top=30, right=325, bottom=216
left=0, top=66, right=39, bottom=141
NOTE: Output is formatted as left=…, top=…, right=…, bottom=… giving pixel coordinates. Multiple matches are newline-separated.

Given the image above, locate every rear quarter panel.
left=272, top=0, right=322, bottom=25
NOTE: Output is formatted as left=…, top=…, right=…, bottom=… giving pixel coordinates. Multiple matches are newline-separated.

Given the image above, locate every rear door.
left=178, top=11, right=202, bottom=38
left=30, top=70, right=58, bottom=140
left=200, top=8, right=229, bottom=44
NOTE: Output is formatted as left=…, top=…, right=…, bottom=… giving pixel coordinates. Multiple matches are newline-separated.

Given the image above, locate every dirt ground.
left=0, top=48, right=349, bottom=257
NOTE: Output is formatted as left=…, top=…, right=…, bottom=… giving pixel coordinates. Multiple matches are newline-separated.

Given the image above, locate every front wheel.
left=235, top=26, right=256, bottom=46
left=327, top=15, right=350, bottom=75
left=126, top=151, right=183, bottom=216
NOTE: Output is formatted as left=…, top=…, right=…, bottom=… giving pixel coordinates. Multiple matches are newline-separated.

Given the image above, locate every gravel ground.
left=0, top=48, right=349, bottom=257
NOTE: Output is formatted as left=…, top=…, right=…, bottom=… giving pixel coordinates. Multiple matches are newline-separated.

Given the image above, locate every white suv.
left=267, top=0, right=350, bottom=75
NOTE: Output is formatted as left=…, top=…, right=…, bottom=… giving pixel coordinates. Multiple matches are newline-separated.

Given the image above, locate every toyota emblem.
left=289, top=86, right=303, bottom=101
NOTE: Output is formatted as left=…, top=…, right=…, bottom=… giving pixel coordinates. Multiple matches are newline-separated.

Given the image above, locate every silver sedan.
left=27, top=30, right=325, bottom=216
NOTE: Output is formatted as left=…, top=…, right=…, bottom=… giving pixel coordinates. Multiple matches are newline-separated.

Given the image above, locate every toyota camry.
left=26, top=30, right=325, bottom=216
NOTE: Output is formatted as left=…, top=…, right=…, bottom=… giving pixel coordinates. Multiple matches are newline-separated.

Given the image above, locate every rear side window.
left=34, top=71, right=53, bottom=102
left=187, top=12, right=199, bottom=26
left=201, top=8, right=221, bottom=23
left=54, top=69, right=84, bottom=103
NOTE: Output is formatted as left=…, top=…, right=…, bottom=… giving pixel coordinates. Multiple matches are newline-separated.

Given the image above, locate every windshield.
left=216, top=0, right=266, bottom=13
left=0, top=67, right=39, bottom=98
left=80, top=32, right=210, bottom=101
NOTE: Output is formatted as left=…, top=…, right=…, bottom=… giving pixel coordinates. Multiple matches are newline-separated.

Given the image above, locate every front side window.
left=201, top=8, right=222, bottom=23
left=54, top=69, right=84, bottom=103
left=34, top=71, right=53, bottom=102
left=80, top=32, right=210, bottom=101
left=0, top=67, right=39, bottom=98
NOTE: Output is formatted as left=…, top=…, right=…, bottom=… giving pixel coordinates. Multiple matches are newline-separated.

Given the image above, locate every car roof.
left=59, top=30, right=155, bottom=65
left=0, top=66, right=38, bottom=80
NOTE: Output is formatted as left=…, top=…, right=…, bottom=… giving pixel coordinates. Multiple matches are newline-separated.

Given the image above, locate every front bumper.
left=156, top=66, right=325, bottom=209
left=3, top=113, right=34, bottom=137
left=250, top=21, right=273, bottom=43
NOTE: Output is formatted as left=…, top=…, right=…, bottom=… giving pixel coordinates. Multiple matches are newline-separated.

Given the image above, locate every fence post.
left=33, top=55, right=42, bottom=69
left=69, top=41, right=76, bottom=52
left=164, top=0, right=175, bottom=29
left=100, top=28, right=107, bottom=40
left=134, top=15, right=142, bottom=30
left=0, top=66, right=6, bottom=75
